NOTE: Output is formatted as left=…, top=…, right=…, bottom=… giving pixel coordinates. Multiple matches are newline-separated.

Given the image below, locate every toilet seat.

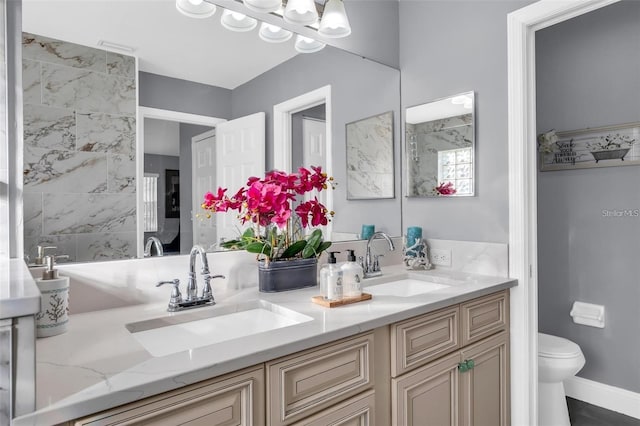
left=539, top=332, right=582, bottom=359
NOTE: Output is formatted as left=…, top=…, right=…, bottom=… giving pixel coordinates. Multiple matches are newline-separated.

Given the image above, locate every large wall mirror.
left=405, top=91, right=475, bottom=197
left=20, top=0, right=402, bottom=263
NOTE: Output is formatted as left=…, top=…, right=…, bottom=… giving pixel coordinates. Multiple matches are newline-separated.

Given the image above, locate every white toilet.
left=538, top=332, right=586, bottom=426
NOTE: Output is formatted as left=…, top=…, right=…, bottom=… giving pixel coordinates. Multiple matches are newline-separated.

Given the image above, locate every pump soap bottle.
left=320, top=251, right=343, bottom=301
left=35, top=255, right=70, bottom=338
left=342, top=249, right=363, bottom=298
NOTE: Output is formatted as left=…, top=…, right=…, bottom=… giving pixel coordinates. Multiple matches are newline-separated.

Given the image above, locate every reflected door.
left=192, top=129, right=217, bottom=249
left=302, top=117, right=331, bottom=237
left=215, top=112, right=266, bottom=242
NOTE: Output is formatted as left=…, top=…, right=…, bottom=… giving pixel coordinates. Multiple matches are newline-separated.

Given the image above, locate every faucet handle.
left=202, top=274, right=225, bottom=300
left=157, top=279, right=182, bottom=309
left=373, top=254, right=385, bottom=271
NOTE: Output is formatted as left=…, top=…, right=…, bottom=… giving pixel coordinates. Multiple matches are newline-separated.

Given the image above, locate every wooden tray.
left=311, top=293, right=372, bottom=308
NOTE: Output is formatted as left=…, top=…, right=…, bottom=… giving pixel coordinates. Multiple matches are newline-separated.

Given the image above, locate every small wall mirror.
left=405, top=91, right=475, bottom=197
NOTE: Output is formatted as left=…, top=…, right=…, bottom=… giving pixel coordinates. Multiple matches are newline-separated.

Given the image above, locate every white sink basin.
left=366, top=278, right=449, bottom=297
left=126, top=300, right=312, bottom=357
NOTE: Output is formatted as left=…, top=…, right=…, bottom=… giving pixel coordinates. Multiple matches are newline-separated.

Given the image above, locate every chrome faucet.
left=144, top=236, right=164, bottom=257
left=360, top=232, right=395, bottom=278
left=156, top=244, right=224, bottom=312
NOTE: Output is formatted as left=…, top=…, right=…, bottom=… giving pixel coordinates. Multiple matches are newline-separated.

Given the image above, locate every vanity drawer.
left=391, top=306, right=459, bottom=377
left=70, top=366, right=264, bottom=426
left=292, top=390, right=375, bottom=426
left=460, top=290, right=509, bottom=347
left=266, top=332, right=374, bottom=426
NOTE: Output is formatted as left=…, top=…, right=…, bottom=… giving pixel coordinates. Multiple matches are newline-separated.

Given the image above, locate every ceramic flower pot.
left=258, top=257, right=318, bottom=292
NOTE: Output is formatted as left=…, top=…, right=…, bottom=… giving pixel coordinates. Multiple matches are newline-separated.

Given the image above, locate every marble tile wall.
left=346, top=111, right=394, bottom=199
left=22, top=32, right=137, bottom=262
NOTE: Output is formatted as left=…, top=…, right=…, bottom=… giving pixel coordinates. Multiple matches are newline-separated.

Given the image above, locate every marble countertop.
left=0, top=259, right=41, bottom=319
left=13, top=265, right=516, bottom=426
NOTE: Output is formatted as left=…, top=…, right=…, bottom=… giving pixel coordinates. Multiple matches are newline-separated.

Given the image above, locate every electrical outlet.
left=431, top=249, right=452, bottom=267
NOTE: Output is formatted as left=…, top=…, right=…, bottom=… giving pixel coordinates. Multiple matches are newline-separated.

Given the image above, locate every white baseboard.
left=565, top=376, right=640, bottom=419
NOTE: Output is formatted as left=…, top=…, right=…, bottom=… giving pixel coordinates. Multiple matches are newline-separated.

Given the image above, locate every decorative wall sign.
left=538, top=122, right=639, bottom=171
left=346, top=111, right=394, bottom=199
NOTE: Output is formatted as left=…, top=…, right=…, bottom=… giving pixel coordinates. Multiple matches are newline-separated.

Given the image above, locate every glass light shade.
left=259, top=23, right=293, bottom=43
left=283, top=0, right=318, bottom=26
left=220, top=10, right=258, bottom=32
left=318, top=0, right=351, bottom=38
left=243, top=0, right=281, bottom=14
left=294, top=35, right=325, bottom=53
left=451, top=95, right=468, bottom=105
left=176, top=0, right=216, bottom=18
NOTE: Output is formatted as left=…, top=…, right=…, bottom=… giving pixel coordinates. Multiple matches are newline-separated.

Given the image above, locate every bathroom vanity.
left=11, top=265, right=514, bottom=426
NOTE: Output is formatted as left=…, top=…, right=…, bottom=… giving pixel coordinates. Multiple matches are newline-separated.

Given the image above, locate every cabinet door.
left=267, top=333, right=374, bottom=426
left=459, top=331, right=509, bottom=426
left=292, top=390, right=375, bottom=426
left=391, top=351, right=460, bottom=426
left=73, top=366, right=264, bottom=426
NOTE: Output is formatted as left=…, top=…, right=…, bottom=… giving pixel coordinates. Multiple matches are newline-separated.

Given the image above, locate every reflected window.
left=437, top=147, right=473, bottom=195
left=143, top=173, right=158, bottom=232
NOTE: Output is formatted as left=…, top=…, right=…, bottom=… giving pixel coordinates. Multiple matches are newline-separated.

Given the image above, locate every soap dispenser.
left=320, top=251, right=343, bottom=301
left=35, top=255, right=70, bottom=338
left=341, top=249, right=363, bottom=298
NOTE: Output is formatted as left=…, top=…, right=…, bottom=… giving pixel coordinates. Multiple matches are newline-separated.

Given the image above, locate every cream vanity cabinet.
left=69, top=366, right=265, bottom=426
left=67, top=290, right=508, bottom=426
left=391, top=291, right=510, bottom=426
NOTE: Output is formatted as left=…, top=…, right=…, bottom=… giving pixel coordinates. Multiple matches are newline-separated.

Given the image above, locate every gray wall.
left=399, top=0, right=535, bottom=243
left=330, top=0, right=399, bottom=68
left=231, top=46, right=402, bottom=236
left=536, top=0, right=640, bottom=393
left=139, top=71, right=232, bottom=119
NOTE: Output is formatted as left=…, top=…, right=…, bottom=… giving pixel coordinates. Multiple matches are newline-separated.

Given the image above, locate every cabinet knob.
left=458, top=362, right=469, bottom=372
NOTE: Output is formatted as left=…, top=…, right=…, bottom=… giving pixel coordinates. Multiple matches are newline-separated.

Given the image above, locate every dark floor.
left=567, top=397, right=640, bottom=426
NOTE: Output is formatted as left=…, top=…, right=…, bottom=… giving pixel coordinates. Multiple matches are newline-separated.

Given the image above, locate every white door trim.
left=273, top=86, right=333, bottom=240
left=273, top=85, right=331, bottom=173
left=507, top=1, right=620, bottom=424
left=136, top=107, right=226, bottom=258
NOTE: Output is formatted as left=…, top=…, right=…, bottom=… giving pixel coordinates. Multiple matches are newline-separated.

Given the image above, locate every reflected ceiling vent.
left=97, top=40, right=136, bottom=53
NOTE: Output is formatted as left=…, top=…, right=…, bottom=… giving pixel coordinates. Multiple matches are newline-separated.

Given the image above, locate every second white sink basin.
left=126, top=300, right=312, bottom=357
left=366, top=278, right=449, bottom=297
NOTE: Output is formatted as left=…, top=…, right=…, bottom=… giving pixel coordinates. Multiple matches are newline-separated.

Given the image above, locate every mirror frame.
left=404, top=91, right=476, bottom=198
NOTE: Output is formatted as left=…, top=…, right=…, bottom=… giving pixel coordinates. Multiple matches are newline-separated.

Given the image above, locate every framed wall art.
left=538, top=122, right=639, bottom=171
left=346, top=111, right=394, bottom=199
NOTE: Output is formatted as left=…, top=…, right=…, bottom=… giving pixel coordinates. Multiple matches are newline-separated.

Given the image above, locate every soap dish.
left=311, top=293, right=372, bottom=308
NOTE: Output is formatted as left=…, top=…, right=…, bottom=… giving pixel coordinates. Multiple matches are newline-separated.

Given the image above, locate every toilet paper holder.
left=570, top=301, right=605, bottom=328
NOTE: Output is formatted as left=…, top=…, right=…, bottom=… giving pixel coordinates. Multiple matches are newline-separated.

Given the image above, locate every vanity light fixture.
left=175, top=0, right=217, bottom=19
left=243, top=0, right=281, bottom=14
left=221, top=9, right=258, bottom=31
left=284, top=0, right=319, bottom=26
left=294, top=34, right=325, bottom=53
left=259, top=22, right=293, bottom=43
left=318, top=0, right=350, bottom=38
left=463, top=99, right=473, bottom=109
